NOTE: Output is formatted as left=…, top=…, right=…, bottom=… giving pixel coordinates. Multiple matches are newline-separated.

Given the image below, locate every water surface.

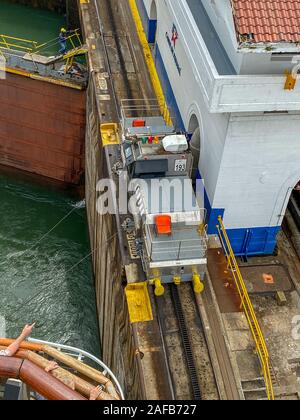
left=0, top=169, right=100, bottom=356
left=0, top=1, right=99, bottom=356
left=0, top=0, right=65, bottom=55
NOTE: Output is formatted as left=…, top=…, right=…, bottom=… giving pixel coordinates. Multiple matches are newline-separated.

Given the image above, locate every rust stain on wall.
left=0, top=73, right=86, bottom=185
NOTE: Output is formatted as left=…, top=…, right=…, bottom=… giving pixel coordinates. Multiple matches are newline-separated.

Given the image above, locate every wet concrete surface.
left=241, top=264, right=294, bottom=294
left=208, top=248, right=242, bottom=314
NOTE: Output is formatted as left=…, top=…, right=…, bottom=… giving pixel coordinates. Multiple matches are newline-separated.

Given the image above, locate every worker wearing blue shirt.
left=59, top=28, right=70, bottom=55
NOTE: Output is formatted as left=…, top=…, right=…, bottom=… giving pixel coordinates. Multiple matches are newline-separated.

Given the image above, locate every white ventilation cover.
left=162, top=135, right=188, bottom=153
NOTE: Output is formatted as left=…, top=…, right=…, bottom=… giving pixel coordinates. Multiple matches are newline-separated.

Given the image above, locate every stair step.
left=243, top=389, right=268, bottom=400
left=242, top=377, right=268, bottom=400
left=241, top=378, right=265, bottom=391
left=244, top=387, right=267, bottom=393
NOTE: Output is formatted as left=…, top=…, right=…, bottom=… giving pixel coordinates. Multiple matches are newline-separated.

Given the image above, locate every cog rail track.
left=155, top=283, right=219, bottom=400
left=170, top=285, right=202, bottom=400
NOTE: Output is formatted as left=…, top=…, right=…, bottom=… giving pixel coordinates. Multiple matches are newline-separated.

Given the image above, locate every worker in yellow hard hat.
left=58, top=27, right=70, bottom=55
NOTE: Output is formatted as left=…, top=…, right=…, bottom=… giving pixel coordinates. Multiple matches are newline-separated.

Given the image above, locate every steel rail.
left=155, top=285, right=204, bottom=400
left=193, top=280, right=241, bottom=400
left=155, top=296, right=177, bottom=400
left=170, top=285, right=202, bottom=400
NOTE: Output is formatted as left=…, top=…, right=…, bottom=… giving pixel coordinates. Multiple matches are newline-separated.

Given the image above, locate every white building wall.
left=201, top=0, right=242, bottom=73
left=214, top=112, right=300, bottom=228
left=240, top=53, right=295, bottom=75
left=144, top=0, right=151, bottom=13
left=154, top=0, right=230, bottom=203
left=143, top=0, right=152, bottom=14
left=201, top=0, right=298, bottom=76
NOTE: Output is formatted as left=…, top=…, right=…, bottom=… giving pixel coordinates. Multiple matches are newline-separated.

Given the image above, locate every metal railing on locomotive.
left=120, top=98, right=176, bottom=129
left=144, top=221, right=208, bottom=263
left=28, top=337, right=125, bottom=400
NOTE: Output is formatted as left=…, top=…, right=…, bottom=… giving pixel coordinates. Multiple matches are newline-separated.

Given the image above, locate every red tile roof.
left=232, top=0, right=300, bottom=43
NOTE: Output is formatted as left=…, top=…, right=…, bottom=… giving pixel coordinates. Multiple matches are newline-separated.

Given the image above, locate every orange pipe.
left=0, top=356, right=86, bottom=400
left=43, top=346, right=120, bottom=399
left=0, top=347, right=116, bottom=401
left=0, top=356, right=22, bottom=379
left=0, top=338, right=43, bottom=352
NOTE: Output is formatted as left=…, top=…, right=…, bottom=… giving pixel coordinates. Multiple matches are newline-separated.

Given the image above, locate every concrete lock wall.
left=85, top=77, right=143, bottom=400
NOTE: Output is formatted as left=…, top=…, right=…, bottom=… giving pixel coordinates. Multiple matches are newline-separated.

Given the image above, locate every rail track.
left=91, top=0, right=238, bottom=401
left=171, top=286, right=202, bottom=400
left=196, top=276, right=242, bottom=400
left=94, top=0, right=155, bottom=110
left=155, top=283, right=220, bottom=400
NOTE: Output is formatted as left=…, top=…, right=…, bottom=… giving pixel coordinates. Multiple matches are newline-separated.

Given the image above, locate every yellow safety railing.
left=128, top=0, right=172, bottom=126
left=34, top=29, right=82, bottom=56
left=0, top=34, right=38, bottom=52
left=216, top=216, right=275, bottom=401
left=0, top=30, right=82, bottom=57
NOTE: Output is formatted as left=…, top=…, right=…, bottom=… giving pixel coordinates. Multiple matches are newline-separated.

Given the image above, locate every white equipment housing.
left=162, top=134, right=189, bottom=153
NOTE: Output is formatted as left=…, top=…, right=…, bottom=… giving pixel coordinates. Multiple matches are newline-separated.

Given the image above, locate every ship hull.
left=0, top=72, right=86, bottom=185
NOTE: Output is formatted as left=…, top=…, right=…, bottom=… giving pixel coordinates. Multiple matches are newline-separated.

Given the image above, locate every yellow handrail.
left=216, top=216, right=275, bottom=401
left=0, top=34, right=38, bottom=52
left=128, top=0, right=172, bottom=126
left=0, top=30, right=82, bottom=56
left=34, top=29, right=82, bottom=55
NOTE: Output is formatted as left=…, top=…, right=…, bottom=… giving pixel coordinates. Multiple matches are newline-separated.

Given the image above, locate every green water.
left=0, top=2, right=100, bottom=356
left=0, top=170, right=100, bottom=356
left=0, top=0, right=65, bottom=55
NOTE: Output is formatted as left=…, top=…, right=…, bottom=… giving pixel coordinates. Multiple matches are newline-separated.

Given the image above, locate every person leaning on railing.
left=0, top=324, right=35, bottom=357
left=58, top=28, right=76, bottom=55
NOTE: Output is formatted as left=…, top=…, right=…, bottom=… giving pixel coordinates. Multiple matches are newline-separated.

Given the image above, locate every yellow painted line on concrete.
left=0, top=66, right=84, bottom=90
left=30, top=74, right=84, bottom=90
left=128, top=0, right=172, bottom=126
left=0, top=66, right=30, bottom=78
